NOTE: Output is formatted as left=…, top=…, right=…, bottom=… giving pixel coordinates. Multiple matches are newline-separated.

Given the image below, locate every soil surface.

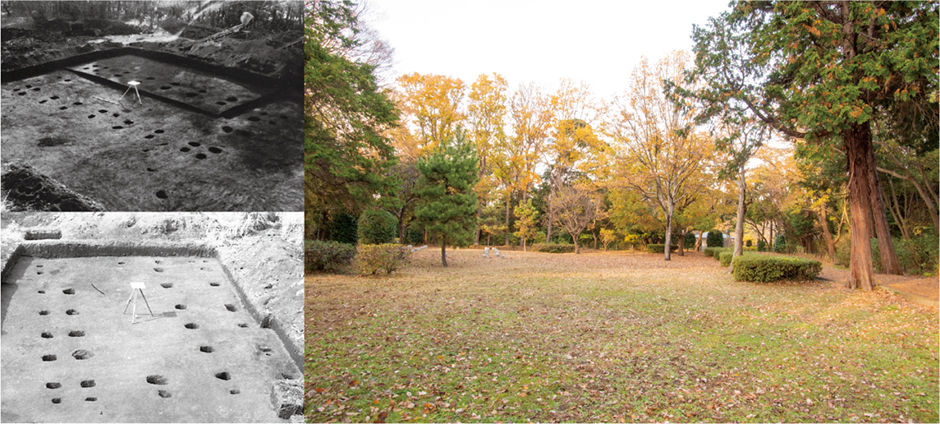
left=1, top=212, right=304, bottom=422
left=1, top=256, right=295, bottom=422
left=817, top=265, right=938, bottom=305
left=2, top=16, right=303, bottom=212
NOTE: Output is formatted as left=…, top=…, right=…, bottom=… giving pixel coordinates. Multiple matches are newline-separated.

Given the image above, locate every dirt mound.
left=157, top=29, right=303, bottom=80
left=1, top=163, right=106, bottom=212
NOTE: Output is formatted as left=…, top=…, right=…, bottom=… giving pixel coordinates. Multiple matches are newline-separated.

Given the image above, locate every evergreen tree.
left=415, top=129, right=480, bottom=266
left=305, top=1, right=399, bottom=220
left=673, top=1, right=938, bottom=289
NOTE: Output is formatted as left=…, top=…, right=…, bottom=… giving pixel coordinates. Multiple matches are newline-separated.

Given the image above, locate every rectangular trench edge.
left=0, top=239, right=303, bottom=373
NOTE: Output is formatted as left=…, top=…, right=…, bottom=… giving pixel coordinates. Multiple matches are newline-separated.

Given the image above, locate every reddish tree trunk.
left=844, top=124, right=875, bottom=290
left=817, top=205, right=836, bottom=261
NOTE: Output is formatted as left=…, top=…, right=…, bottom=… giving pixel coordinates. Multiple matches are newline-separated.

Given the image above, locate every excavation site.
left=1, top=212, right=305, bottom=422
left=1, top=1, right=303, bottom=211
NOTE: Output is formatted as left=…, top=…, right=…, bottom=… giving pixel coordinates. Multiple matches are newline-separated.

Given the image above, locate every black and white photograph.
left=1, top=1, right=304, bottom=211
left=0, top=211, right=304, bottom=422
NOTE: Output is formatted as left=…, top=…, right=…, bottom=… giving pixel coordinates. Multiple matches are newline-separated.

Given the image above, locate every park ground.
left=305, top=249, right=938, bottom=423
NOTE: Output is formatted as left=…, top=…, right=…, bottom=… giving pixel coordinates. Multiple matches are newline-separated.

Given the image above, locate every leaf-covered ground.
left=305, top=249, right=938, bottom=423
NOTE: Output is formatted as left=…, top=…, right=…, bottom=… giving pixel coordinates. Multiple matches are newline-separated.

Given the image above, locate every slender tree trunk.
left=844, top=124, right=875, bottom=290
left=664, top=203, right=674, bottom=261
left=868, top=146, right=901, bottom=274
left=573, top=233, right=580, bottom=254
left=677, top=228, right=685, bottom=256
left=817, top=205, right=836, bottom=261
left=886, top=178, right=911, bottom=240
left=731, top=167, right=746, bottom=272
left=474, top=206, right=481, bottom=246
left=769, top=222, right=774, bottom=250
left=441, top=235, right=448, bottom=267
left=504, top=195, right=511, bottom=246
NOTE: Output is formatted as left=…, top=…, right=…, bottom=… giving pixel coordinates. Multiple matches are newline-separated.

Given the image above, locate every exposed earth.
left=1, top=212, right=304, bottom=422
left=1, top=15, right=303, bottom=212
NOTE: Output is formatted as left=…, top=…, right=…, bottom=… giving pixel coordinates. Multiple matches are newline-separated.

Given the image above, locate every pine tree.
left=415, top=129, right=480, bottom=266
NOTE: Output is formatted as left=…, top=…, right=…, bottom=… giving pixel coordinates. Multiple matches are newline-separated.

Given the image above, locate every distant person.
left=240, top=11, right=253, bottom=27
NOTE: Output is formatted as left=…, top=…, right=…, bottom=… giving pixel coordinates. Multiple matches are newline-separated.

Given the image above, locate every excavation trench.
left=0, top=240, right=302, bottom=422
left=1, top=48, right=303, bottom=211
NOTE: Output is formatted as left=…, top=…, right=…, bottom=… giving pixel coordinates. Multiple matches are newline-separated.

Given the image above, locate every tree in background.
left=609, top=52, right=712, bottom=261
left=396, top=73, right=466, bottom=153
left=513, top=199, right=540, bottom=251
left=415, top=129, right=480, bottom=267
left=548, top=180, right=600, bottom=255
left=467, top=73, right=509, bottom=245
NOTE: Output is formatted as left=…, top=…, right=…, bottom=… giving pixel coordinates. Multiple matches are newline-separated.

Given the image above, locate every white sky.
left=369, top=0, right=732, bottom=101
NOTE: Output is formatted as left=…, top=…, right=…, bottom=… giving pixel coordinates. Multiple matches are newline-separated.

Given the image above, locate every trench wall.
left=1, top=47, right=296, bottom=118
left=1, top=47, right=289, bottom=87
left=0, top=239, right=302, bottom=372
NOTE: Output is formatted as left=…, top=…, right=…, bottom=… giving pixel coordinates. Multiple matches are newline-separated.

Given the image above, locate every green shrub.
left=745, top=239, right=753, bottom=247
left=355, top=244, right=412, bottom=275
left=706, top=230, right=724, bottom=249
left=646, top=244, right=678, bottom=253
left=732, top=255, right=822, bottom=282
left=871, top=233, right=940, bottom=275
left=683, top=232, right=697, bottom=248
left=704, top=247, right=731, bottom=258
left=305, top=240, right=356, bottom=273
left=757, top=239, right=768, bottom=252
left=773, top=234, right=787, bottom=253
left=405, top=224, right=424, bottom=245
left=329, top=212, right=358, bottom=245
left=358, top=210, right=397, bottom=244
left=532, top=243, right=575, bottom=253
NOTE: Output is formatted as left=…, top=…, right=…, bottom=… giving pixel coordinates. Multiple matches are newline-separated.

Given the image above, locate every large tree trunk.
left=441, top=235, right=448, bottom=267
left=868, top=144, right=901, bottom=274
left=817, top=204, right=836, bottom=261
left=844, top=124, right=875, bottom=290
left=731, top=166, right=746, bottom=272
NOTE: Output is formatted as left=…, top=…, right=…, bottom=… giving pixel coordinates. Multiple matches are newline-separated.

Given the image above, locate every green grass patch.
left=305, top=250, right=939, bottom=423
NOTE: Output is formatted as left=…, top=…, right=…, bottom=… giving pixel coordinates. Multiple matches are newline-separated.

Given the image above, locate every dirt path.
left=817, top=264, right=938, bottom=305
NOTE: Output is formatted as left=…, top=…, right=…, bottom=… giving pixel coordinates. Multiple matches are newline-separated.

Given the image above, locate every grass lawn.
left=305, top=249, right=938, bottom=423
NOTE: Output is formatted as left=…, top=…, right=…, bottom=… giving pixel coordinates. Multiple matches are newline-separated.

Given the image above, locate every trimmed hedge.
left=305, top=240, right=356, bottom=273
left=532, top=243, right=576, bottom=253
left=732, top=255, right=822, bottom=283
left=719, top=250, right=758, bottom=266
left=356, top=244, right=412, bottom=275
left=646, top=244, right=678, bottom=253
left=704, top=247, right=731, bottom=258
